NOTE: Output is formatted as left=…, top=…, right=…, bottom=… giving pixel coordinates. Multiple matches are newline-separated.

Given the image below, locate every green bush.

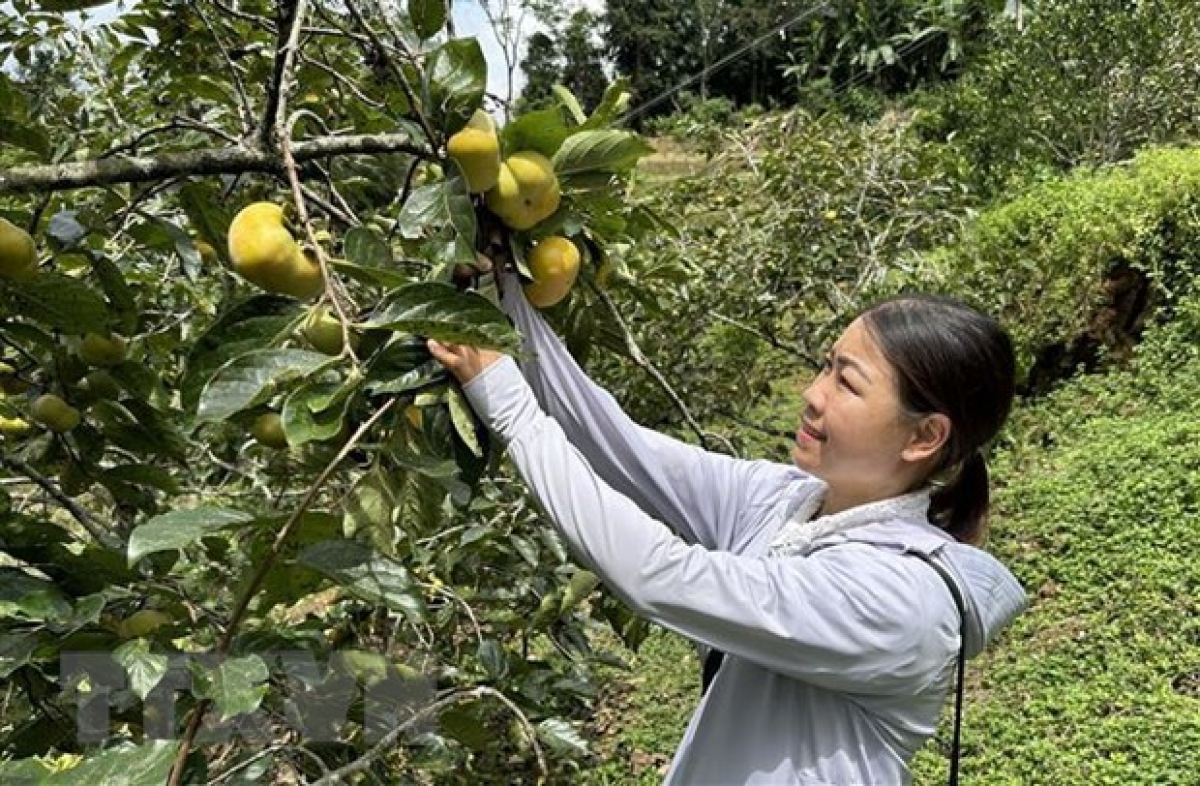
left=904, top=145, right=1200, bottom=390
left=918, top=0, right=1200, bottom=196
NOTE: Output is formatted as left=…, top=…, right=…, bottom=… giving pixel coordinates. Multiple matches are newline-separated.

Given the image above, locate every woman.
left=428, top=272, right=1027, bottom=785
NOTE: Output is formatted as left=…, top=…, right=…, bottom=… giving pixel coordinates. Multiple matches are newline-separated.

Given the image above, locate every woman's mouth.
left=798, top=422, right=825, bottom=443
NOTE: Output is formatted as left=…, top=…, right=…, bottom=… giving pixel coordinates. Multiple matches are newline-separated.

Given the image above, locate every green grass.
left=577, top=628, right=698, bottom=785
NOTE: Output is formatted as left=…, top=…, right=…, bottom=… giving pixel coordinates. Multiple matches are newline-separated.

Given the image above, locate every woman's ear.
left=902, top=413, right=951, bottom=464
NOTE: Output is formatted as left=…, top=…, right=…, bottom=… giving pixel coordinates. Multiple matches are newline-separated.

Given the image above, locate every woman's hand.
left=427, top=339, right=505, bottom=385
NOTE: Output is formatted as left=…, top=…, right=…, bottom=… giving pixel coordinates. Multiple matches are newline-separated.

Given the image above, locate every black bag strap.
left=698, top=549, right=969, bottom=786
left=909, top=551, right=969, bottom=786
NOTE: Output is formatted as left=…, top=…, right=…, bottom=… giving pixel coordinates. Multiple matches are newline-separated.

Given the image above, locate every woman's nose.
left=801, top=378, right=823, bottom=413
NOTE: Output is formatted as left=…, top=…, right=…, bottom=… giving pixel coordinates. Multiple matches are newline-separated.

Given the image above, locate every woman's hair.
left=861, top=294, right=1016, bottom=545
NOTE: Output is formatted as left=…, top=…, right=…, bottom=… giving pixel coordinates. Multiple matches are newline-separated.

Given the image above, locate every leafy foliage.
left=0, top=3, right=655, bottom=782
left=921, top=0, right=1200, bottom=195
left=904, top=146, right=1200, bottom=390
left=596, top=107, right=973, bottom=438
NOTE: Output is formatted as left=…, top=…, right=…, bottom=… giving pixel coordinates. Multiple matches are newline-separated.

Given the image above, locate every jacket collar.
left=769, top=487, right=934, bottom=557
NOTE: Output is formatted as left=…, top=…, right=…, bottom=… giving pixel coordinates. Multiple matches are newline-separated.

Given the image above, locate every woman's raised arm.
left=497, top=272, right=811, bottom=553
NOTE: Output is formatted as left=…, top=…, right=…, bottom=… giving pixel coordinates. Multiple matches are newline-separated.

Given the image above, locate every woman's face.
left=793, top=317, right=934, bottom=514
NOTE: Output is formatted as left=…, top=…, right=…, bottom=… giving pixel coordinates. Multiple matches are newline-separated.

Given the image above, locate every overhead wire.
left=617, top=0, right=957, bottom=125
left=619, top=0, right=836, bottom=125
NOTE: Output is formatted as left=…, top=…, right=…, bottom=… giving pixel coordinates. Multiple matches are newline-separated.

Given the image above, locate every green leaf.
left=553, top=130, right=655, bottom=177
left=328, top=258, right=412, bottom=290
left=342, top=468, right=400, bottom=555
left=537, top=718, right=589, bottom=756
left=560, top=569, right=600, bottom=612
left=397, top=179, right=476, bottom=245
left=337, top=649, right=392, bottom=686
left=501, top=106, right=573, bottom=159
left=127, top=507, right=254, bottom=564
left=425, top=38, right=487, bottom=134
left=49, top=593, right=107, bottom=635
left=0, top=740, right=181, bottom=784
left=0, top=630, right=41, bottom=678
left=197, top=348, right=331, bottom=422
left=364, top=282, right=519, bottom=350
left=363, top=337, right=443, bottom=395
left=298, top=540, right=427, bottom=623
left=580, top=78, right=632, bottom=130
left=510, top=533, right=539, bottom=568
left=0, top=120, right=50, bottom=159
left=409, top=0, right=447, bottom=41
left=91, top=256, right=139, bottom=334
left=440, top=707, right=492, bottom=750
left=447, top=385, right=482, bottom=457
left=281, top=380, right=353, bottom=446
left=181, top=295, right=299, bottom=412
left=477, top=638, right=509, bottom=680
left=0, top=272, right=110, bottom=334
left=388, top=446, right=459, bottom=479
left=100, top=464, right=182, bottom=495
left=90, top=400, right=188, bottom=460
left=552, top=84, right=588, bottom=125
left=343, top=226, right=394, bottom=268
left=191, top=654, right=270, bottom=721
left=421, top=225, right=477, bottom=269
left=178, top=182, right=232, bottom=255
left=0, top=568, right=71, bottom=622
left=113, top=639, right=170, bottom=701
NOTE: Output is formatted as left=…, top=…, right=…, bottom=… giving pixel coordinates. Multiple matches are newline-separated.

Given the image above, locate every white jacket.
left=460, top=281, right=1028, bottom=785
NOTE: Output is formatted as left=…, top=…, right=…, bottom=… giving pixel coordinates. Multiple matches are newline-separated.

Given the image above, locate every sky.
left=455, top=0, right=606, bottom=103
left=8, top=0, right=604, bottom=104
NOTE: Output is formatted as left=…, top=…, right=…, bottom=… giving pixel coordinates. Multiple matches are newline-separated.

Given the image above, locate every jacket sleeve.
left=498, top=274, right=800, bottom=553
left=464, top=358, right=957, bottom=694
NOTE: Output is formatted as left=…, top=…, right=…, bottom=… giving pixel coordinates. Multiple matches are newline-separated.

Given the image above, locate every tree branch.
left=260, top=0, right=305, bottom=148
left=344, top=0, right=440, bottom=150
left=0, top=455, right=121, bottom=549
left=309, top=686, right=546, bottom=785
left=0, top=132, right=432, bottom=195
left=710, top=311, right=815, bottom=363
left=191, top=0, right=257, bottom=136
left=589, top=284, right=736, bottom=455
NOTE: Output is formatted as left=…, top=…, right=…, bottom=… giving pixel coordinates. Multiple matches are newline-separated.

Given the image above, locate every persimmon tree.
left=0, top=1, right=660, bottom=782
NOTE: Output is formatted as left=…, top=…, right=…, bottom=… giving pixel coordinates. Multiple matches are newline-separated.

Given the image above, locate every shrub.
left=903, top=145, right=1200, bottom=391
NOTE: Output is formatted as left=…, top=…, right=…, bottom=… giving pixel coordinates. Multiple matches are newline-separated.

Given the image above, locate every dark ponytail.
left=929, top=451, right=991, bottom=545
left=861, top=294, right=1016, bottom=545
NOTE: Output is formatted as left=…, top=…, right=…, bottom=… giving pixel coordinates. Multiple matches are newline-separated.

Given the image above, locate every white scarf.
left=768, top=487, right=933, bottom=558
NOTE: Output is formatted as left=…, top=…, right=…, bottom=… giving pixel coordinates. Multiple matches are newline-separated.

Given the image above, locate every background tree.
left=516, top=10, right=607, bottom=114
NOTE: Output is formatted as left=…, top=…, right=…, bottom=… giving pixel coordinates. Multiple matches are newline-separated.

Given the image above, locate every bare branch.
left=310, top=686, right=546, bottom=785
left=191, top=0, right=257, bottom=135
left=0, top=132, right=431, bottom=195
left=210, top=0, right=274, bottom=28
left=0, top=455, right=121, bottom=549
left=280, top=112, right=360, bottom=363
left=260, top=0, right=305, bottom=148
left=299, top=53, right=385, bottom=109
left=710, top=311, right=815, bottom=364
left=344, top=0, right=440, bottom=149
left=589, top=283, right=736, bottom=455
